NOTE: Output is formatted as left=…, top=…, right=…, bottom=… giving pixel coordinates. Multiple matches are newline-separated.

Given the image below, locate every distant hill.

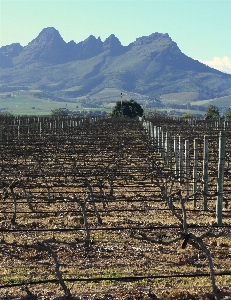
left=1, top=27, right=231, bottom=103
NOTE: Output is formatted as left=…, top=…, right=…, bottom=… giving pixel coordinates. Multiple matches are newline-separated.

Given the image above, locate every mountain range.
left=1, top=27, right=231, bottom=102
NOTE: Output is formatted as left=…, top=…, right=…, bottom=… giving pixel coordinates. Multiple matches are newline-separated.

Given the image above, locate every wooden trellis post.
left=203, top=135, right=209, bottom=210
left=174, top=136, right=179, bottom=177
left=153, top=125, right=157, bottom=140
left=165, top=131, right=169, bottom=165
left=17, top=125, right=20, bottom=139
left=39, top=120, right=42, bottom=138
left=216, top=131, right=226, bottom=225
left=148, top=121, right=151, bottom=136
left=0, top=127, right=2, bottom=149
left=185, top=140, right=190, bottom=196
left=193, top=138, right=198, bottom=207
left=150, top=122, right=154, bottom=143
left=156, top=126, right=160, bottom=153
left=179, top=136, right=184, bottom=183
left=168, top=136, right=173, bottom=170
left=161, top=127, right=165, bottom=159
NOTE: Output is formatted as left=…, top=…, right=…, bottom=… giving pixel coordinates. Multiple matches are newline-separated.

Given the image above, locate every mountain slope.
left=0, top=27, right=231, bottom=100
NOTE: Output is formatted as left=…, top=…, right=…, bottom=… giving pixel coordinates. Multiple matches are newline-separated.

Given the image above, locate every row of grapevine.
left=0, top=115, right=230, bottom=299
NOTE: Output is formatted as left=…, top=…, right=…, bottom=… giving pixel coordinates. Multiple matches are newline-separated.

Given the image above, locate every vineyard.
left=0, top=116, right=230, bottom=300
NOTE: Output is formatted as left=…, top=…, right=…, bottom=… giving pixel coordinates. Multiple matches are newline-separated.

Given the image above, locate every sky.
left=0, top=0, right=231, bottom=73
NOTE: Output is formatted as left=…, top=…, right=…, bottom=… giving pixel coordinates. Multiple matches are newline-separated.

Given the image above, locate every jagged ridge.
left=0, top=27, right=174, bottom=66
left=0, top=27, right=231, bottom=100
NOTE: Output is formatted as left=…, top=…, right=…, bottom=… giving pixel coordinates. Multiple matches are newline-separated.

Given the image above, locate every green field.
left=92, top=88, right=121, bottom=97
left=0, top=93, right=111, bottom=116
left=160, top=92, right=231, bottom=109
left=62, top=86, right=82, bottom=92
left=0, top=95, right=73, bottom=115
left=160, top=92, right=199, bottom=104
left=152, top=108, right=204, bottom=116
left=90, top=88, right=149, bottom=104
left=0, top=91, right=111, bottom=116
left=193, top=95, right=231, bottom=107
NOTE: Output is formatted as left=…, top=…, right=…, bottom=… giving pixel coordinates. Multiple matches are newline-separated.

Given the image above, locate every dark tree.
left=51, top=108, right=69, bottom=116
left=204, top=104, right=220, bottom=119
left=111, top=100, right=144, bottom=118
left=225, top=108, right=231, bottom=119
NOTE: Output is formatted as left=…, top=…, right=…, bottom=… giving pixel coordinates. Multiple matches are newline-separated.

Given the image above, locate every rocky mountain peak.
left=103, top=34, right=122, bottom=53
left=0, top=43, right=23, bottom=58
left=31, top=27, right=65, bottom=45
left=82, top=35, right=102, bottom=48
left=19, top=27, right=67, bottom=64
left=80, top=35, right=103, bottom=59
left=0, top=43, right=24, bottom=68
left=133, top=32, right=171, bottom=46
left=84, top=35, right=98, bottom=43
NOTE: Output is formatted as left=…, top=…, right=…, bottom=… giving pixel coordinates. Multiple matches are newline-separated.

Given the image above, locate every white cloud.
left=198, top=56, right=231, bottom=74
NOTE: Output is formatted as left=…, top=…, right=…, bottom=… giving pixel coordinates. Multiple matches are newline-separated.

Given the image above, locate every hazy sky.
left=1, top=0, right=231, bottom=72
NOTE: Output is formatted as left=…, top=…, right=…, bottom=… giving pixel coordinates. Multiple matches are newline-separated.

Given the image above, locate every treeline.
left=33, top=91, right=66, bottom=102
left=0, top=85, right=28, bottom=92
left=166, top=103, right=206, bottom=111
left=51, top=107, right=108, bottom=117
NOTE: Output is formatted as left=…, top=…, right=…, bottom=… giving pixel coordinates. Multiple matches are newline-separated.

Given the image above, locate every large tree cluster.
left=111, top=99, right=144, bottom=118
